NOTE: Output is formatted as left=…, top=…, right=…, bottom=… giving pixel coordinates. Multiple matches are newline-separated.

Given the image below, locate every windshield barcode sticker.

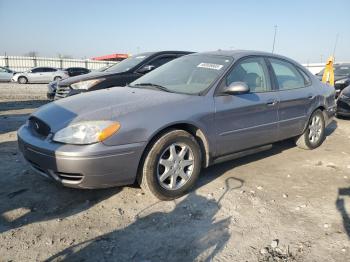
left=197, top=63, right=223, bottom=70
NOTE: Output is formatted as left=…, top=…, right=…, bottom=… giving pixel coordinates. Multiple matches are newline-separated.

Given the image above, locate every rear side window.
left=269, top=58, right=306, bottom=90
left=297, top=68, right=312, bottom=86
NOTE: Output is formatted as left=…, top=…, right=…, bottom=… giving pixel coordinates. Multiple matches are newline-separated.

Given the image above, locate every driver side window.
left=226, top=57, right=271, bottom=93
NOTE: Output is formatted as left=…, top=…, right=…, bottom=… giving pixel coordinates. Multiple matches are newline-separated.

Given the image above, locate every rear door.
left=214, top=56, right=279, bottom=156
left=42, top=68, right=57, bottom=82
left=268, top=58, right=314, bottom=140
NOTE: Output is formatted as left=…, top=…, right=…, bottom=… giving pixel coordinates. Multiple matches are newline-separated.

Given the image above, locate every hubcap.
left=157, top=143, right=194, bottom=190
left=308, top=115, right=322, bottom=144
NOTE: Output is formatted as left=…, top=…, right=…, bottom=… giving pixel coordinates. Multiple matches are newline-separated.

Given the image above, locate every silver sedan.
left=11, top=67, right=68, bottom=84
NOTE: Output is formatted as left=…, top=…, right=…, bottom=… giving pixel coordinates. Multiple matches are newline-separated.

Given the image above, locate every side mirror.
left=138, top=65, right=155, bottom=74
left=222, top=82, right=250, bottom=95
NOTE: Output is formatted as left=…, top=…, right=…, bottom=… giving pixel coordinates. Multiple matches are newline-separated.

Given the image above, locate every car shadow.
left=0, top=145, right=120, bottom=234
left=336, top=187, right=350, bottom=239
left=46, top=192, right=232, bottom=262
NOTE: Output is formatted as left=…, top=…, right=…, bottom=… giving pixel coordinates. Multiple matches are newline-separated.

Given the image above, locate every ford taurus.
left=18, top=51, right=336, bottom=200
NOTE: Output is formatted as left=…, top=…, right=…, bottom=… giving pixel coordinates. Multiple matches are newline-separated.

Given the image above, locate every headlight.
left=335, top=79, right=348, bottom=84
left=70, top=79, right=105, bottom=90
left=53, top=121, right=120, bottom=145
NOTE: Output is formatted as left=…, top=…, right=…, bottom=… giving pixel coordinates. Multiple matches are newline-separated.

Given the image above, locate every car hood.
left=59, top=70, right=127, bottom=85
left=32, top=87, right=192, bottom=133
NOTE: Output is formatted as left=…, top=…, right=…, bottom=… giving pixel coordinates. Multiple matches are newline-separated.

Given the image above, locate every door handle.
left=266, top=100, right=278, bottom=106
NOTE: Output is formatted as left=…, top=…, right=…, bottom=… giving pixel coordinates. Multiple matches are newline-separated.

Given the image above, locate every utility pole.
left=272, top=25, right=277, bottom=53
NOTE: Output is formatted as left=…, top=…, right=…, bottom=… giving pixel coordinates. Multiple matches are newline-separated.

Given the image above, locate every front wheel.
left=296, top=109, right=325, bottom=150
left=139, top=130, right=202, bottom=200
left=18, top=76, right=28, bottom=84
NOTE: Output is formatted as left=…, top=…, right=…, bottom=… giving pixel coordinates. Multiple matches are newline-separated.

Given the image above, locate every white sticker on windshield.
left=135, top=56, right=146, bottom=59
left=197, top=63, right=223, bottom=70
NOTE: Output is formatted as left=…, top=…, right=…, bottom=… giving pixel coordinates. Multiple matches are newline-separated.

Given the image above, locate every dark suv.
left=54, top=51, right=192, bottom=99
left=64, top=67, right=91, bottom=77
left=316, top=63, right=350, bottom=96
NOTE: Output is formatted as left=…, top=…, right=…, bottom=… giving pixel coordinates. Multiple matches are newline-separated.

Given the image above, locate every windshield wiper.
left=132, top=83, right=173, bottom=93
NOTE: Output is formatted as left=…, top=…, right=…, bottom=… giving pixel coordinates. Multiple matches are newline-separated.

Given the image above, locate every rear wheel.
left=296, top=109, right=325, bottom=150
left=139, top=130, right=202, bottom=200
left=18, top=76, right=28, bottom=84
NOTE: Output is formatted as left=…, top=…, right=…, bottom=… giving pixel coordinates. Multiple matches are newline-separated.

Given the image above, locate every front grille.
left=55, top=84, right=71, bottom=99
left=28, top=116, right=51, bottom=137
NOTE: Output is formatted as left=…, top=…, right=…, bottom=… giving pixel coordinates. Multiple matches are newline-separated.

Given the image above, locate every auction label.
left=197, top=63, right=223, bottom=70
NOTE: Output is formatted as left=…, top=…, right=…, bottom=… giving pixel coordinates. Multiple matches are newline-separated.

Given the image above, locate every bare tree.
left=24, top=51, right=39, bottom=57
left=57, top=53, right=73, bottom=59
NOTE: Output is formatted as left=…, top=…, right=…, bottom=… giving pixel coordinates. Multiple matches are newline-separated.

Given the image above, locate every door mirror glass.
left=138, top=65, right=155, bottom=74
left=223, top=82, right=250, bottom=95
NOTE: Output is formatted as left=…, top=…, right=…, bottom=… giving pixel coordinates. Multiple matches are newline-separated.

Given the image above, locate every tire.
left=139, top=130, right=202, bottom=200
left=54, top=76, right=62, bottom=81
left=296, top=109, right=325, bottom=150
left=18, top=76, right=28, bottom=84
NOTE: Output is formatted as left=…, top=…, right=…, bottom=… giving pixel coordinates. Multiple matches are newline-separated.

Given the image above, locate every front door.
left=214, top=57, right=279, bottom=156
left=28, top=67, right=46, bottom=82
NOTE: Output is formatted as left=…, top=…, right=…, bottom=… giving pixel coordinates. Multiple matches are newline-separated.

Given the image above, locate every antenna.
left=332, top=33, right=339, bottom=59
left=272, top=25, right=278, bottom=53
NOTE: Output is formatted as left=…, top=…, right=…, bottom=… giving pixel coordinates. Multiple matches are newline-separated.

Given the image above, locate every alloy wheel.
left=157, top=143, right=194, bottom=190
left=308, top=115, right=322, bottom=144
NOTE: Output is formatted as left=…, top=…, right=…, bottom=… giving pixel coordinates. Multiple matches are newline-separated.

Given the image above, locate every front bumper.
left=17, top=125, right=146, bottom=189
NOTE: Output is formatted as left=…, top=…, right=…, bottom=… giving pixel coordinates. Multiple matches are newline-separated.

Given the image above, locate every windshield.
left=317, top=65, right=350, bottom=76
left=105, top=53, right=151, bottom=73
left=130, top=54, right=233, bottom=95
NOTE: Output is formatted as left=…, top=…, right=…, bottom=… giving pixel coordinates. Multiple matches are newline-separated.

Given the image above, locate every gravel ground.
left=0, top=82, right=349, bottom=262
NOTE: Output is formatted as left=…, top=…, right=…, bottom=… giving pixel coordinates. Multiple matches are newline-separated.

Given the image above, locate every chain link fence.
left=0, top=56, right=118, bottom=72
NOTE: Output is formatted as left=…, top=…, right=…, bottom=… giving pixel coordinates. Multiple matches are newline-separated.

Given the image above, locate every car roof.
left=133, top=51, right=193, bottom=57
left=192, top=50, right=303, bottom=67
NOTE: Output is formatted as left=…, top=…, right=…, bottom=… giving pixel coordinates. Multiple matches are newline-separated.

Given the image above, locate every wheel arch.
left=136, top=122, right=211, bottom=183
left=303, top=106, right=326, bottom=133
left=18, top=75, right=28, bottom=83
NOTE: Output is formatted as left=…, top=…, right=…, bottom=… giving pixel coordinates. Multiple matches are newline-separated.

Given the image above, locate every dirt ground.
left=0, top=82, right=349, bottom=262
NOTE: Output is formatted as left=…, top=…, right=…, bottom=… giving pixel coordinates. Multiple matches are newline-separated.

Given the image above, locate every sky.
left=0, top=0, right=349, bottom=63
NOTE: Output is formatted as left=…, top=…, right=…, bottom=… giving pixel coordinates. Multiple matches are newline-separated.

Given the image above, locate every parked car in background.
left=11, top=67, right=68, bottom=84
left=54, top=51, right=192, bottom=99
left=316, top=63, right=350, bottom=96
left=18, top=51, right=336, bottom=200
left=336, top=85, right=350, bottom=117
left=0, top=66, right=16, bottom=82
left=63, top=67, right=90, bottom=77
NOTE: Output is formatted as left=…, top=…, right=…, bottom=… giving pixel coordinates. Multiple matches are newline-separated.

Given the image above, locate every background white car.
left=11, top=67, right=68, bottom=84
left=0, top=66, right=15, bottom=82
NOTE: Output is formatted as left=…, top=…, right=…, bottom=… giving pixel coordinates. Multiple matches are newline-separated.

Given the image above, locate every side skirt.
left=212, top=144, right=273, bottom=165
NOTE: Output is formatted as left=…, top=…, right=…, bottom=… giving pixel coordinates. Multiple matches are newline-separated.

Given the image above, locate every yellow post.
left=322, top=56, right=335, bottom=86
